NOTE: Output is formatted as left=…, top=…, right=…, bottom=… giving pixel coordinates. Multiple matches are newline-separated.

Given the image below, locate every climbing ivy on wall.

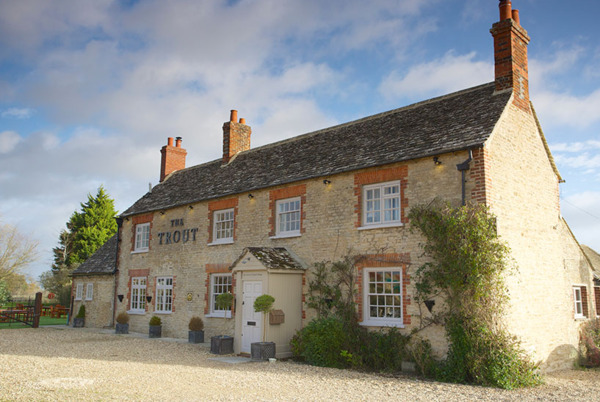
left=408, top=201, right=542, bottom=389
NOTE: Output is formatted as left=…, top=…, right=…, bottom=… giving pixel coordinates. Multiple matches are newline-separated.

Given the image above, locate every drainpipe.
left=456, top=149, right=473, bottom=206
left=112, top=217, right=123, bottom=327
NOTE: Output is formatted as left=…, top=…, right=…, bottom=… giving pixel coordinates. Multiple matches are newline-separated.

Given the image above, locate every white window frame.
left=211, top=208, right=234, bottom=244
left=134, top=222, right=150, bottom=252
left=155, top=276, right=173, bottom=313
left=207, top=273, right=232, bottom=318
left=573, top=286, right=585, bottom=319
left=360, top=180, right=402, bottom=229
left=129, top=277, right=147, bottom=313
left=85, top=283, right=93, bottom=301
left=274, top=197, right=301, bottom=238
left=74, top=283, right=83, bottom=301
left=362, top=267, right=404, bottom=327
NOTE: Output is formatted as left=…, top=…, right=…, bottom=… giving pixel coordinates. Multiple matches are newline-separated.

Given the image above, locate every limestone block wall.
left=483, top=99, right=595, bottom=371
left=72, top=275, right=115, bottom=328
left=116, top=153, right=471, bottom=353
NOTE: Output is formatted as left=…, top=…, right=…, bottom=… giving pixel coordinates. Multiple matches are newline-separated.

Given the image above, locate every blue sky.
left=1, top=0, right=599, bottom=281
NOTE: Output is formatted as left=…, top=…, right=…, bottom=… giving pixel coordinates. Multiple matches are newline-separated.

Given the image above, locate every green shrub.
left=580, top=318, right=600, bottom=367
left=188, top=316, right=204, bottom=331
left=76, top=305, right=85, bottom=318
left=149, top=315, right=161, bottom=326
left=358, top=328, right=409, bottom=372
left=116, top=312, right=129, bottom=324
left=291, top=317, right=351, bottom=368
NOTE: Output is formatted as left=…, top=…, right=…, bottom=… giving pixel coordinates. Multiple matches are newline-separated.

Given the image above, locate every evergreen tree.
left=40, top=186, right=118, bottom=304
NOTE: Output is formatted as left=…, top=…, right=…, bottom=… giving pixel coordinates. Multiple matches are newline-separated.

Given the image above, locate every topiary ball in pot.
left=115, top=312, right=130, bottom=334
left=149, top=315, right=162, bottom=338
left=188, top=316, right=205, bottom=343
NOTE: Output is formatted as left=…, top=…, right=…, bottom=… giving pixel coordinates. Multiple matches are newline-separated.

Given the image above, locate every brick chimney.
left=490, top=1, right=531, bottom=112
left=160, top=136, right=187, bottom=182
left=222, top=109, right=251, bottom=164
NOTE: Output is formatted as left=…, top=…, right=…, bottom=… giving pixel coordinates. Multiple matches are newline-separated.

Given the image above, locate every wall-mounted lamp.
left=146, top=296, right=153, bottom=303
left=433, top=157, right=442, bottom=166
left=117, top=294, right=124, bottom=303
left=248, top=194, right=254, bottom=199
left=424, top=299, right=435, bottom=313
left=323, top=179, right=331, bottom=185
left=188, top=205, right=194, bottom=210
left=160, top=210, right=166, bottom=215
left=125, top=217, right=130, bottom=222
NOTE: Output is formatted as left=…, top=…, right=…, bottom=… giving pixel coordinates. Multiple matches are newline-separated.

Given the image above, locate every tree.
left=40, top=186, right=118, bottom=304
left=0, top=219, right=38, bottom=282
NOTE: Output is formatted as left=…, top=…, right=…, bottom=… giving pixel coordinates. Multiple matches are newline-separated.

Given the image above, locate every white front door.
left=241, top=280, right=263, bottom=353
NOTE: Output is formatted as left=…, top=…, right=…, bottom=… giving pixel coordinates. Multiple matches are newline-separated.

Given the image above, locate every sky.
left=1, top=0, right=599, bottom=282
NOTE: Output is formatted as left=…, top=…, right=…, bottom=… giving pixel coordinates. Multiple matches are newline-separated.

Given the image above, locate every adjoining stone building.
left=71, top=234, right=118, bottom=328
left=78, top=1, right=597, bottom=370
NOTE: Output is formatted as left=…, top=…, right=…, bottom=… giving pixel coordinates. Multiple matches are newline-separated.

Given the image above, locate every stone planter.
left=251, top=342, right=276, bottom=361
left=188, top=330, right=204, bottom=344
left=115, top=323, right=129, bottom=334
left=149, top=325, right=162, bottom=338
left=210, top=335, right=233, bottom=354
left=73, top=317, right=85, bottom=328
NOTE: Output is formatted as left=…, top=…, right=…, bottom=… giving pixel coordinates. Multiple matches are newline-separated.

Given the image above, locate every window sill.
left=208, top=240, right=234, bottom=246
left=574, top=316, right=587, bottom=321
left=131, top=249, right=149, bottom=255
left=358, top=223, right=403, bottom=231
left=360, top=320, right=405, bottom=328
left=269, top=233, right=301, bottom=240
left=205, top=312, right=232, bottom=319
left=127, top=310, right=146, bottom=315
left=153, top=311, right=172, bottom=315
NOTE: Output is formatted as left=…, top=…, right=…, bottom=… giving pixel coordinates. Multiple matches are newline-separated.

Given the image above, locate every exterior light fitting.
left=433, top=157, right=442, bottom=166
left=248, top=194, right=254, bottom=199
left=323, top=179, right=331, bottom=185
left=146, top=296, right=153, bottom=303
left=117, top=294, right=124, bottom=303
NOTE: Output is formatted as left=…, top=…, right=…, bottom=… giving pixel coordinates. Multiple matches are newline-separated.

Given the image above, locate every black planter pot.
left=188, top=330, right=204, bottom=343
left=115, top=323, right=129, bottom=334
left=149, top=325, right=162, bottom=338
left=73, top=317, right=85, bottom=328
left=210, top=335, right=234, bottom=354
left=251, top=342, right=276, bottom=361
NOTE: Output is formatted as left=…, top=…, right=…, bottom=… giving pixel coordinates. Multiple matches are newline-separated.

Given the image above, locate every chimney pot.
left=511, top=9, right=520, bottom=24
left=175, top=137, right=182, bottom=148
left=499, top=0, right=512, bottom=21
left=167, top=137, right=174, bottom=147
left=230, top=110, right=238, bottom=122
left=239, top=118, right=246, bottom=124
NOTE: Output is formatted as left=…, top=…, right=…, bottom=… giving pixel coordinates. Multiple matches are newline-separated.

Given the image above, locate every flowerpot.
left=73, top=317, right=85, bottom=328
left=210, top=335, right=234, bottom=354
left=115, top=323, right=129, bottom=334
left=251, top=342, right=276, bottom=361
left=188, top=330, right=204, bottom=343
left=149, top=325, right=162, bottom=338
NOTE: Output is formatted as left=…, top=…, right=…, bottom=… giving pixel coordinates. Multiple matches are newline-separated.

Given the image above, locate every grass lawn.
left=0, top=316, right=68, bottom=329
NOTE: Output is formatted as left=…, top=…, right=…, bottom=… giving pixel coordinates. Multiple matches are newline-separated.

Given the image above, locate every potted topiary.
left=149, top=315, right=162, bottom=338
left=251, top=294, right=276, bottom=361
left=115, top=312, right=130, bottom=334
left=188, top=316, right=204, bottom=343
left=73, top=305, right=85, bottom=328
left=210, top=292, right=234, bottom=354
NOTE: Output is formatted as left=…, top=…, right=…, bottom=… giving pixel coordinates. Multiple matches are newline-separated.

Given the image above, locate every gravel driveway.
left=1, top=326, right=599, bottom=401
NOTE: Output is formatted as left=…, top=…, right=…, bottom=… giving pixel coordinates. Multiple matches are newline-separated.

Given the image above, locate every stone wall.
left=484, top=98, right=595, bottom=371
left=72, top=275, right=115, bottom=329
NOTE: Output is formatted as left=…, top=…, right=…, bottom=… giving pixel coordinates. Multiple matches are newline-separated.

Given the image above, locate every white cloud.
left=1, top=107, right=35, bottom=119
left=0, top=130, right=21, bottom=153
left=378, top=51, right=492, bottom=100
left=551, top=140, right=600, bottom=153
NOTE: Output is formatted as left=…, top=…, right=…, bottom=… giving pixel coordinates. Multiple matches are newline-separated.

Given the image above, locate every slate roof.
left=581, top=245, right=600, bottom=282
left=232, top=247, right=307, bottom=271
left=122, top=82, right=512, bottom=217
left=71, top=235, right=118, bottom=276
